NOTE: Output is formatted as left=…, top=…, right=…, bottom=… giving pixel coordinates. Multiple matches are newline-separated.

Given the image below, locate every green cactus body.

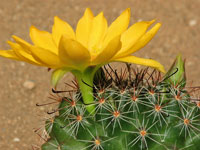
left=40, top=58, right=200, bottom=150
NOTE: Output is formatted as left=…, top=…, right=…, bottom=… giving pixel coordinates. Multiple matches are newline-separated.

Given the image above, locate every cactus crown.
left=37, top=62, right=200, bottom=150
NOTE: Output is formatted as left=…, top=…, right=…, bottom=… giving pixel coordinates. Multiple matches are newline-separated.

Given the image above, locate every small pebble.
left=74, top=6, right=79, bottom=11
left=20, top=62, right=25, bottom=66
left=23, top=80, right=35, bottom=90
left=13, top=137, right=20, bottom=142
left=189, top=19, right=197, bottom=26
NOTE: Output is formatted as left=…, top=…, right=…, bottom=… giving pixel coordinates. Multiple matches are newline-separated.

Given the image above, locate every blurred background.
left=0, top=0, right=199, bottom=149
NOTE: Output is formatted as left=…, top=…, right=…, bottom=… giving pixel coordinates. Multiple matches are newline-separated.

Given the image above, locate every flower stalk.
left=72, top=65, right=101, bottom=113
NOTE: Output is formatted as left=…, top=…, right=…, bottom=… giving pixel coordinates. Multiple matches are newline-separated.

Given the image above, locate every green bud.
left=164, top=54, right=186, bottom=87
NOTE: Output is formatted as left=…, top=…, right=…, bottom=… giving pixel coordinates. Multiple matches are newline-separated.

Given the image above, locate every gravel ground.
left=0, top=0, right=200, bottom=149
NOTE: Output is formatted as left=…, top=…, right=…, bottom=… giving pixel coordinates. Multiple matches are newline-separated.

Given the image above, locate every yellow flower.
left=0, top=8, right=164, bottom=86
left=0, top=8, right=165, bottom=113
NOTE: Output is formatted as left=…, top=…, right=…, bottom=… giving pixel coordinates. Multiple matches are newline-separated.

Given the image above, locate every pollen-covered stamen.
left=154, top=105, right=162, bottom=112
left=76, top=115, right=83, bottom=122
left=113, top=111, right=120, bottom=118
left=140, top=130, right=147, bottom=137
left=94, top=139, right=101, bottom=146
left=184, top=118, right=190, bottom=125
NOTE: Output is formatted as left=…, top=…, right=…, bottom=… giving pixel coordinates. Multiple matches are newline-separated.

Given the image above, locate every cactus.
left=0, top=8, right=198, bottom=150
left=39, top=56, right=200, bottom=150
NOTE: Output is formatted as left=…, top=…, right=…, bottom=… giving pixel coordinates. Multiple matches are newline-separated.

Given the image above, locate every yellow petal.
left=103, top=8, right=130, bottom=46
left=0, top=49, right=20, bottom=60
left=29, top=46, right=61, bottom=68
left=59, top=35, right=90, bottom=66
left=113, top=55, right=165, bottom=73
left=116, top=20, right=155, bottom=57
left=8, top=41, right=43, bottom=66
left=51, top=68, right=70, bottom=87
left=92, top=35, right=122, bottom=65
left=10, top=36, right=44, bottom=65
left=30, top=26, right=58, bottom=54
left=52, top=16, right=75, bottom=47
left=12, top=35, right=32, bottom=54
left=76, top=8, right=94, bottom=48
left=118, top=23, right=161, bottom=57
left=88, top=12, right=107, bottom=52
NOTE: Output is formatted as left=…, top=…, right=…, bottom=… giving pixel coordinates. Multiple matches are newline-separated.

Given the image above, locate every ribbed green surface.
left=41, top=59, right=200, bottom=150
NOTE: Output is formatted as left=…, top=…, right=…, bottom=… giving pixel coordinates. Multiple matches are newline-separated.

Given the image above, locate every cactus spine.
left=39, top=56, right=200, bottom=150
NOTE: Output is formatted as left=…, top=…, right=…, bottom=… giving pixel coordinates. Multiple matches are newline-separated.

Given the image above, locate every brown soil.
left=0, top=0, right=200, bottom=149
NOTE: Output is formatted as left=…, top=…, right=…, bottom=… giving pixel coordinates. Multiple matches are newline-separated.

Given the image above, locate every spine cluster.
left=36, top=64, right=200, bottom=150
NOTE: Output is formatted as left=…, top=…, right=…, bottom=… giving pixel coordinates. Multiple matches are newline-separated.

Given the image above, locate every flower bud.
left=164, top=54, right=186, bottom=87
